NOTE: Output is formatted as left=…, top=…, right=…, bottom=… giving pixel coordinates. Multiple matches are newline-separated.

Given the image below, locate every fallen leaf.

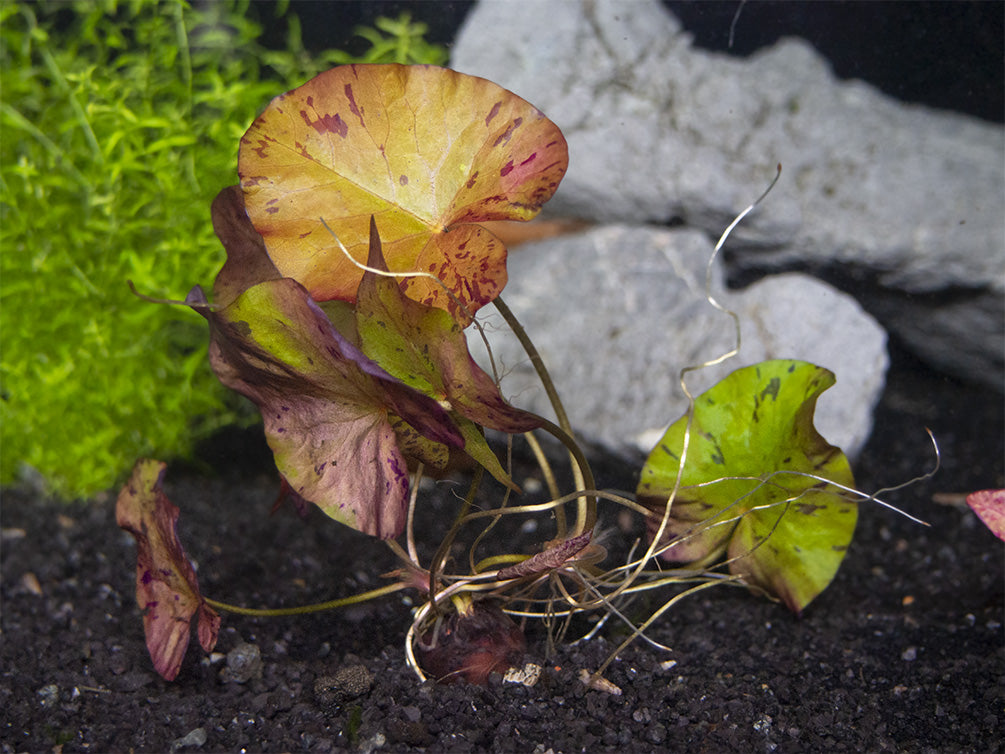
left=496, top=531, right=593, bottom=580
left=115, top=459, right=219, bottom=681
left=965, top=488, right=1005, bottom=540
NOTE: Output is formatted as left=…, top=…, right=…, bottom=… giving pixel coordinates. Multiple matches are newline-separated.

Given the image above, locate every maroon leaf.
left=210, top=185, right=282, bottom=308
left=115, top=459, right=219, bottom=681
left=188, top=277, right=463, bottom=539
left=354, top=217, right=540, bottom=485
left=496, top=531, right=593, bottom=580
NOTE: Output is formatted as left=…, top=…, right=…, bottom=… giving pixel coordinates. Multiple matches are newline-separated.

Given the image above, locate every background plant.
left=0, top=0, right=447, bottom=498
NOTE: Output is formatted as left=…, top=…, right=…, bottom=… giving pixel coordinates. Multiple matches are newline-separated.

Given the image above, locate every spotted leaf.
left=637, top=360, right=857, bottom=614
left=187, top=276, right=463, bottom=539
left=238, top=64, right=568, bottom=322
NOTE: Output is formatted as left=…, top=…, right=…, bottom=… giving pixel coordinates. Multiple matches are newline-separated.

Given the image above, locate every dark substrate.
left=2, top=341, right=1003, bottom=754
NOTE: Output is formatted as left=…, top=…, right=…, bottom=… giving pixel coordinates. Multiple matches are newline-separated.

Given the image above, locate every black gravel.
left=2, top=341, right=1002, bottom=753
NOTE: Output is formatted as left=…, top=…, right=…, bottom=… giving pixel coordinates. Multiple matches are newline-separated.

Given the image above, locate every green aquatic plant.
left=0, top=0, right=447, bottom=498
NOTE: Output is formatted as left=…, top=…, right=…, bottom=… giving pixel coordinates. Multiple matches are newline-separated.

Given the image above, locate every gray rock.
left=171, top=727, right=207, bottom=751
left=472, top=225, right=887, bottom=459
left=220, top=642, right=262, bottom=684
left=452, top=0, right=1004, bottom=388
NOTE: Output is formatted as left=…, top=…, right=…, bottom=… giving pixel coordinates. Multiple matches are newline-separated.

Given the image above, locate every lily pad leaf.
left=637, top=360, right=857, bottom=614
left=116, top=459, right=220, bottom=681
left=965, top=489, right=1005, bottom=540
left=238, top=64, right=568, bottom=321
left=355, top=216, right=541, bottom=485
left=188, top=277, right=463, bottom=539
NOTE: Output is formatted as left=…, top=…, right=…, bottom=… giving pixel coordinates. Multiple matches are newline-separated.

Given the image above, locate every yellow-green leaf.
left=637, top=360, right=857, bottom=614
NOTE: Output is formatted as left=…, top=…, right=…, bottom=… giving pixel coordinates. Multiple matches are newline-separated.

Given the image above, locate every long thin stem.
left=535, top=418, right=598, bottom=535
left=492, top=296, right=596, bottom=535
left=204, top=581, right=409, bottom=617
left=493, top=296, right=573, bottom=435
left=522, top=429, right=566, bottom=536
left=427, top=467, right=484, bottom=609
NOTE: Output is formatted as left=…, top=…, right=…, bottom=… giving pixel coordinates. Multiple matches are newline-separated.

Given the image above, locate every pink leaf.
left=966, top=489, right=1005, bottom=540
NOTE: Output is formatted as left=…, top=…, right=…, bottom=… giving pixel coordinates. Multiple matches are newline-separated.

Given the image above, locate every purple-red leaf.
left=966, top=488, right=1005, bottom=540
left=116, top=459, right=219, bottom=681
left=210, top=185, right=282, bottom=308
left=189, top=276, right=463, bottom=539
left=496, top=532, right=593, bottom=580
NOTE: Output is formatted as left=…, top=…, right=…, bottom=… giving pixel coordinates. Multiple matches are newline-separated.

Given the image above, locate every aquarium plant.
left=0, top=0, right=447, bottom=498
left=115, top=63, right=932, bottom=686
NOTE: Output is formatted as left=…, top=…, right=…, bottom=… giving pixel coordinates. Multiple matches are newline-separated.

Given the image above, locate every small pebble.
left=37, top=684, right=59, bottom=708
left=21, top=572, right=42, bottom=596
left=503, top=662, right=541, bottom=687
left=220, top=642, right=263, bottom=684
left=901, top=646, right=918, bottom=661
left=171, top=727, right=207, bottom=750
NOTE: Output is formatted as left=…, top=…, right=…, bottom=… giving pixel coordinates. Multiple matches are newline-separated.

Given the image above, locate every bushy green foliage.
left=0, top=0, right=448, bottom=498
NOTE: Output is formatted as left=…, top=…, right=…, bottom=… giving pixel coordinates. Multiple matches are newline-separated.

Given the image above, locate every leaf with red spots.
left=637, top=361, right=857, bottom=614
left=354, top=217, right=541, bottom=486
left=187, top=275, right=463, bottom=539
left=965, top=489, right=1005, bottom=540
left=115, top=459, right=219, bottom=681
left=238, top=64, right=568, bottom=323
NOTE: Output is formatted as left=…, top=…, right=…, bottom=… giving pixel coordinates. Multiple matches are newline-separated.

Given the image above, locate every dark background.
left=259, top=0, right=1004, bottom=123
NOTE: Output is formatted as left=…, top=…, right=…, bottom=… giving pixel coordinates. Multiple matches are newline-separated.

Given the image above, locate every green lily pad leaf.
left=188, top=277, right=463, bottom=539
left=238, top=64, right=568, bottom=322
left=354, top=216, right=541, bottom=486
left=116, top=459, right=220, bottom=681
left=637, top=360, right=857, bottom=614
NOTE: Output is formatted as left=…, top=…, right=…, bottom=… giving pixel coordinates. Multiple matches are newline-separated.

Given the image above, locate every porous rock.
left=314, top=663, right=374, bottom=709
left=452, top=0, right=1004, bottom=388
left=471, top=225, right=887, bottom=459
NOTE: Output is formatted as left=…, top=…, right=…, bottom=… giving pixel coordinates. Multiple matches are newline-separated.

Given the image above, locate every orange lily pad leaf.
left=116, top=459, right=220, bottom=681
left=238, top=64, right=568, bottom=321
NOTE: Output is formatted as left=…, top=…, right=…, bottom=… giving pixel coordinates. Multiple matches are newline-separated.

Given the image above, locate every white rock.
left=473, top=225, right=887, bottom=459
left=452, top=0, right=1004, bottom=388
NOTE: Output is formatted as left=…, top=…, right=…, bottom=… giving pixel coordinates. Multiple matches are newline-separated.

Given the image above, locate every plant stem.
left=492, top=296, right=573, bottom=434
left=522, top=429, right=566, bottom=536
left=536, top=417, right=598, bottom=535
left=427, top=466, right=484, bottom=609
left=204, top=581, right=409, bottom=617
left=492, top=296, right=596, bottom=535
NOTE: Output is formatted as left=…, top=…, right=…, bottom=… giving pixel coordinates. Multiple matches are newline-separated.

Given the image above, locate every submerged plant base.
left=416, top=601, right=526, bottom=684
